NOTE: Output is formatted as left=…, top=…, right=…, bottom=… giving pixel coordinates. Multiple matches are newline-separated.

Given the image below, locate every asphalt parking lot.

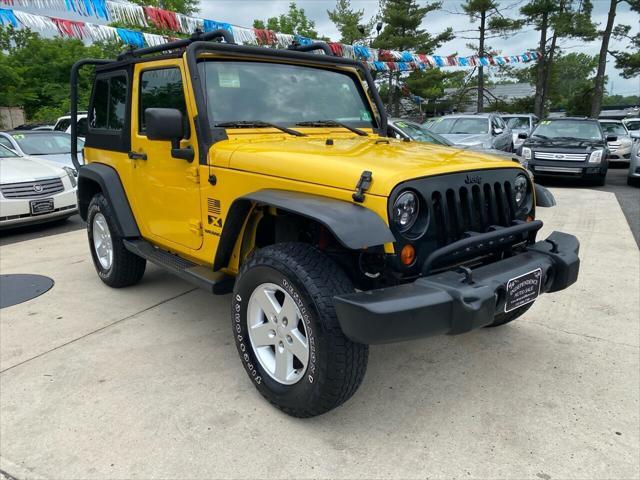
left=0, top=182, right=639, bottom=479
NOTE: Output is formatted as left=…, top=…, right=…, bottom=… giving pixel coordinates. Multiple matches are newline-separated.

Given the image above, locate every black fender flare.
left=213, top=189, right=395, bottom=271
left=77, top=163, right=141, bottom=237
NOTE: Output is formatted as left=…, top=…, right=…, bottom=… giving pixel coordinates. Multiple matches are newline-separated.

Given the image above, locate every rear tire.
left=485, top=302, right=533, bottom=328
left=232, top=242, right=368, bottom=417
left=87, top=193, right=146, bottom=288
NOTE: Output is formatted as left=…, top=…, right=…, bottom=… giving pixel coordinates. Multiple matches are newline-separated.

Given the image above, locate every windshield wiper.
left=532, top=134, right=549, bottom=140
left=295, top=120, right=368, bottom=136
left=213, top=121, right=306, bottom=137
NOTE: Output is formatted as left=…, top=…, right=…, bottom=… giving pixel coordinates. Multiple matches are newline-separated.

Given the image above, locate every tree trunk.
left=591, top=0, right=618, bottom=118
left=533, top=11, right=548, bottom=118
left=477, top=10, right=486, bottom=113
left=541, top=31, right=557, bottom=114
left=387, top=72, right=394, bottom=114
left=393, top=72, right=401, bottom=117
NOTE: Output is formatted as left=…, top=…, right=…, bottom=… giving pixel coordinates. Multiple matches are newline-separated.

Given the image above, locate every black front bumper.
left=334, top=231, right=580, bottom=344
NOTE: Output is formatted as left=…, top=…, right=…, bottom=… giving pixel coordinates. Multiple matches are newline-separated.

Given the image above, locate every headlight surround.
left=513, top=174, right=529, bottom=208
left=521, top=147, right=532, bottom=160
left=589, top=149, right=603, bottom=164
left=63, top=166, right=77, bottom=187
left=392, top=191, right=420, bottom=233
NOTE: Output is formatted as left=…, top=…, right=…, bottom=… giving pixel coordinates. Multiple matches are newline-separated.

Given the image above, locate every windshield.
left=393, top=121, right=452, bottom=145
left=198, top=61, right=376, bottom=128
left=600, top=122, right=628, bottom=136
left=430, top=117, right=489, bottom=135
left=0, top=144, right=18, bottom=158
left=531, top=120, right=603, bottom=141
left=624, top=120, right=640, bottom=130
left=10, top=132, right=84, bottom=155
left=503, top=116, right=530, bottom=130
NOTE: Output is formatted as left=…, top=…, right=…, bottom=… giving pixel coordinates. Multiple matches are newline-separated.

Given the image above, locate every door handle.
left=128, top=151, right=147, bottom=160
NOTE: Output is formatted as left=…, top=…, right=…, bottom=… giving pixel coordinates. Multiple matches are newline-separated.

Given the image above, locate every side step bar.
left=123, top=239, right=234, bottom=295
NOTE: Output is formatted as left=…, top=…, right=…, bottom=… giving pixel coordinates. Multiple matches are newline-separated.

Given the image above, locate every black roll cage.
left=70, top=29, right=387, bottom=170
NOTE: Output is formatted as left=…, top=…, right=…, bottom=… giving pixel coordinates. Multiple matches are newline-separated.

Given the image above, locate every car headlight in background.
left=588, top=150, right=603, bottom=164
left=392, top=191, right=419, bottom=233
left=514, top=174, right=529, bottom=208
left=521, top=147, right=532, bottom=160
left=63, top=166, right=77, bottom=187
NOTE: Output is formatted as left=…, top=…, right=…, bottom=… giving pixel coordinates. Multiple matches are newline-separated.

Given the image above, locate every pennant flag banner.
left=0, top=4, right=540, bottom=71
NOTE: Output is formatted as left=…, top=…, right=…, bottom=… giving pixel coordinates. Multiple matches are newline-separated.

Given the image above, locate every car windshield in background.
left=503, top=117, right=530, bottom=130
left=624, top=120, right=640, bottom=130
left=600, top=122, right=628, bottom=136
left=10, top=132, right=84, bottom=155
left=0, top=144, right=18, bottom=158
left=199, top=61, right=376, bottom=128
left=394, top=121, right=452, bottom=145
left=430, top=117, right=488, bottom=135
left=532, top=120, right=603, bottom=141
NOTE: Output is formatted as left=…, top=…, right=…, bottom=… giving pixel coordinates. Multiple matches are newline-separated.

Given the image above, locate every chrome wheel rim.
left=247, top=282, right=309, bottom=385
left=92, top=212, right=113, bottom=270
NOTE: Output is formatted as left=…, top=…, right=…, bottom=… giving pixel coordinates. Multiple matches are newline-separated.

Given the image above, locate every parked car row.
left=0, top=129, right=82, bottom=229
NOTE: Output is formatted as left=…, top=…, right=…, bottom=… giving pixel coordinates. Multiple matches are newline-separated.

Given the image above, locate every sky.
left=15, top=0, right=640, bottom=96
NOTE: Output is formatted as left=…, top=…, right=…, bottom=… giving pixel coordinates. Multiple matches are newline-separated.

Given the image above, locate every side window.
left=90, top=74, right=128, bottom=131
left=139, top=68, right=188, bottom=135
left=0, top=137, right=13, bottom=149
left=491, top=117, right=501, bottom=131
left=77, top=117, right=88, bottom=137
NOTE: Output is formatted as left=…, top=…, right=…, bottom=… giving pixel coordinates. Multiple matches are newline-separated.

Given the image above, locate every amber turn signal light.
left=526, top=215, right=534, bottom=222
left=400, top=244, right=416, bottom=266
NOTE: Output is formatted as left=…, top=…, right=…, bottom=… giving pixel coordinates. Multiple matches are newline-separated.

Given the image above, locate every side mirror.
left=146, top=108, right=184, bottom=142
left=145, top=108, right=194, bottom=162
left=518, top=132, right=528, bottom=140
left=606, top=135, right=618, bottom=142
left=493, top=128, right=503, bottom=135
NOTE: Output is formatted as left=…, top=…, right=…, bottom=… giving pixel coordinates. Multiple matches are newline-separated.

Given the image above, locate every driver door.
left=130, top=63, right=203, bottom=251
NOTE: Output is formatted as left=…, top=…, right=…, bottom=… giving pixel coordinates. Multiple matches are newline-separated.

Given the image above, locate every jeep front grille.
left=0, top=178, right=64, bottom=199
left=430, top=181, right=516, bottom=246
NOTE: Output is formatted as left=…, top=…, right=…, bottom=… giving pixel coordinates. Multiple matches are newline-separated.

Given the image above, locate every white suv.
left=0, top=144, right=77, bottom=229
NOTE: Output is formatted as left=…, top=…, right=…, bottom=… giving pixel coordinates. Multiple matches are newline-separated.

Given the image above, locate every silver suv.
left=428, top=113, right=513, bottom=152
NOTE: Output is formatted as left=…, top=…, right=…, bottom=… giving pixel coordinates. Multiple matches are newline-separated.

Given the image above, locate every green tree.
left=520, top=0, right=597, bottom=117
left=327, top=0, right=376, bottom=45
left=611, top=22, right=640, bottom=79
left=590, top=0, right=639, bottom=117
left=372, top=0, right=454, bottom=116
left=0, top=26, right=119, bottom=122
left=460, top=0, right=523, bottom=112
left=126, top=0, right=198, bottom=15
left=253, top=2, right=319, bottom=38
left=547, top=52, right=598, bottom=109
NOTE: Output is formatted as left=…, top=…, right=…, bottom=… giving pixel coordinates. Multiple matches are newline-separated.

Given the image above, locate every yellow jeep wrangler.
left=71, top=30, right=580, bottom=417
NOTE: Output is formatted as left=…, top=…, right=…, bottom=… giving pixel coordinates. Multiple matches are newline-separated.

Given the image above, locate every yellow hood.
left=214, top=134, right=523, bottom=197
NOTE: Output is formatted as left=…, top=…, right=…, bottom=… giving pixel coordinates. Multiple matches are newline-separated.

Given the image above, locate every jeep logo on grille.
left=464, top=174, right=482, bottom=185
left=33, top=184, right=43, bottom=193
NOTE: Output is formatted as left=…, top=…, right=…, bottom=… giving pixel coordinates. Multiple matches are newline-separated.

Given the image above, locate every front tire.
left=232, top=243, right=368, bottom=417
left=87, top=193, right=146, bottom=288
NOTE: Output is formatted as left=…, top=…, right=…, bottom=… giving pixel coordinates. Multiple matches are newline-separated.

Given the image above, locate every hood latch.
left=352, top=170, right=372, bottom=203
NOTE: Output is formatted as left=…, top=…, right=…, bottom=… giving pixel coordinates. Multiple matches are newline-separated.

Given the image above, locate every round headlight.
left=514, top=174, right=528, bottom=207
left=392, top=191, right=419, bottom=232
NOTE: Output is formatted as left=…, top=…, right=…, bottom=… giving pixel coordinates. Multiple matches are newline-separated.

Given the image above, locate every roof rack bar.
left=287, top=41, right=334, bottom=56
left=116, top=29, right=234, bottom=61
left=70, top=58, right=113, bottom=171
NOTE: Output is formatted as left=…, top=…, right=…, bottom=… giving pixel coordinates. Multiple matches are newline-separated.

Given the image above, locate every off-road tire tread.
left=236, top=242, right=368, bottom=417
left=88, top=193, right=146, bottom=288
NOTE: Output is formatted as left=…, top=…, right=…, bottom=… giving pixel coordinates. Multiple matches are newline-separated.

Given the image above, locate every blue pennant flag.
left=400, top=51, right=413, bottom=62
left=204, top=19, right=233, bottom=33
left=353, top=45, right=370, bottom=59
left=116, top=28, right=145, bottom=48
left=294, top=35, right=313, bottom=46
left=0, top=8, right=18, bottom=27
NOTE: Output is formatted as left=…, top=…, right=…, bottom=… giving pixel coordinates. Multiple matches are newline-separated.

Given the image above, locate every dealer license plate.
left=504, top=268, right=542, bottom=312
left=30, top=198, right=54, bottom=215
